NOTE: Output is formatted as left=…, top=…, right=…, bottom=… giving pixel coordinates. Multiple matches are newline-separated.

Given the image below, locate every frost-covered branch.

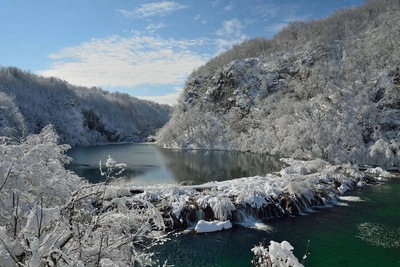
left=0, top=128, right=167, bottom=266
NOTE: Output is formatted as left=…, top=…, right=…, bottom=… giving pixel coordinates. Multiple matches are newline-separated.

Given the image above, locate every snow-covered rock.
left=195, top=220, right=232, bottom=233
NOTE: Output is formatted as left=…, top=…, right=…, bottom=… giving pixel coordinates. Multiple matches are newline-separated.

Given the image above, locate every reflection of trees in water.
left=66, top=163, right=150, bottom=184
left=157, top=148, right=284, bottom=184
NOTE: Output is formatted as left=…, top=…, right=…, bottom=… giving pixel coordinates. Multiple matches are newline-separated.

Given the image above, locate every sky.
left=0, top=0, right=366, bottom=105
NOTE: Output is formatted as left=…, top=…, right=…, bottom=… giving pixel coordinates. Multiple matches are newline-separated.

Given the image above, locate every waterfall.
left=128, top=160, right=382, bottom=232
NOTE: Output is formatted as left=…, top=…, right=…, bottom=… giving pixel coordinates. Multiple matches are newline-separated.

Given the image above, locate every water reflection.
left=157, top=148, right=283, bottom=184
left=66, top=143, right=284, bottom=185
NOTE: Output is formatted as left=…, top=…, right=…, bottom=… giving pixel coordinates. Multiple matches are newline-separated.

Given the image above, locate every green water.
left=153, top=178, right=400, bottom=267
left=67, top=144, right=399, bottom=266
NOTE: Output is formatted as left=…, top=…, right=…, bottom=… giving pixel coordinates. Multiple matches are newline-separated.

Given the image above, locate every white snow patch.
left=339, top=196, right=363, bottom=202
left=338, top=183, right=350, bottom=194
left=366, top=167, right=394, bottom=178
left=194, top=220, right=232, bottom=233
left=356, top=180, right=366, bottom=187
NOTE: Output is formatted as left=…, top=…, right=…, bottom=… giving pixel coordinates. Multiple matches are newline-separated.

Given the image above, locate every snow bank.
left=195, top=220, right=232, bottom=233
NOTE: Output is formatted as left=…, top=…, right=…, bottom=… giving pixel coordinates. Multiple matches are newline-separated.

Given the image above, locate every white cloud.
left=138, top=89, right=182, bottom=106
left=194, top=14, right=201, bottom=20
left=264, top=23, right=287, bottom=34
left=38, top=35, right=207, bottom=89
left=145, top=22, right=167, bottom=33
left=214, top=18, right=247, bottom=51
left=211, top=0, right=220, bottom=7
left=216, top=18, right=244, bottom=38
left=224, top=5, right=233, bottom=11
left=259, top=5, right=280, bottom=20
left=116, top=1, right=188, bottom=18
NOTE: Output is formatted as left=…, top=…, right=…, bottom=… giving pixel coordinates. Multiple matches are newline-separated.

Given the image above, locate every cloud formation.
left=224, top=5, right=233, bottom=11
left=145, top=22, right=167, bottom=33
left=216, top=18, right=244, bottom=38
left=139, top=88, right=182, bottom=106
left=38, top=35, right=207, bottom=88
left=214, top=18, right=247, bottom=52
left=116, top=1, right=188, bottom=18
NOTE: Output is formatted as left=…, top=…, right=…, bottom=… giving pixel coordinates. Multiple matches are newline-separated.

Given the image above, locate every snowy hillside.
left=0, top=67, right=171, bottom=146
left=157, top=0, right=400, bottom=169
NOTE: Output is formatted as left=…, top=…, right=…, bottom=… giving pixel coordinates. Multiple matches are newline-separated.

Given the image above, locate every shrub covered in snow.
left=252, top=240, right=304, bottom=267
left=0, top=126, right=166, bottom=266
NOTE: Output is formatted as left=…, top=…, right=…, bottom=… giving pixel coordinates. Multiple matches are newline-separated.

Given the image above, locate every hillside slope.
left=157, top=0, right=400, bottom=169
left=0, top=67, right=171, bottom=146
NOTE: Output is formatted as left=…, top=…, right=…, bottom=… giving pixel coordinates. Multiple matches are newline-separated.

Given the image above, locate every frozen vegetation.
left=252, top=240, right=304, bottom=267
left=2, top=0, right=399, bottom=266
left=0, top=127, right=387, bottom=266
left=0, top=67, right=171, bottom=146
left=110, top=157, right=384, bottom=234
left=0, top=127, right=170, bottom=266
left=157, top=0, right=400, bottom=169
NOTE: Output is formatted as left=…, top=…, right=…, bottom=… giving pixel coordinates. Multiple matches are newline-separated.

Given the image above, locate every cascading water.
left=120, top=159, right=385, bottom=232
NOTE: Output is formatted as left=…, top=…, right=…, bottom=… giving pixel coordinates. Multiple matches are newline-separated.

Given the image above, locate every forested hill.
left=0, top=66, right=171, bottom=146
left=157, top=0, right=400, bottom=169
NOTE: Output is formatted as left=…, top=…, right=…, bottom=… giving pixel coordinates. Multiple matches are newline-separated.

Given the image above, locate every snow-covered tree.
left=0, top=126, right=166, bottom=266
left=157, top=0, right=400, bottom=169
left=0, top=67, right=171, bottom=146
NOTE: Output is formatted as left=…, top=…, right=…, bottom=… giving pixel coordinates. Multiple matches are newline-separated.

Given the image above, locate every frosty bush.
left=0, top=126, right=166, bottom=266
left=252, top=240, right=304, bottom=267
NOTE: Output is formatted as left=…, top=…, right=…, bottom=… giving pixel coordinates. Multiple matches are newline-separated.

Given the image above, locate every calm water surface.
left=66, top=143, right=283, bottom=185
left=66, top=144, right=400, bottom=266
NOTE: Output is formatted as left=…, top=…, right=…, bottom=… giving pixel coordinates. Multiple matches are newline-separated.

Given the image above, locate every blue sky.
left=0, top=0, right=366, bottom=105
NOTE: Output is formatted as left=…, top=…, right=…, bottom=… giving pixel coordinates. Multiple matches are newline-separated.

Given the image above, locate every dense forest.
left=157, top=0, right=400, bottom=169
left=0, top=67, right=171, bottom=146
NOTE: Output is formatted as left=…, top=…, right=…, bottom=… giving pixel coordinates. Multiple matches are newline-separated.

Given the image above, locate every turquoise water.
left=67, top=144, right=400, bottom=266
left=154, top=178, right=400, bottom=267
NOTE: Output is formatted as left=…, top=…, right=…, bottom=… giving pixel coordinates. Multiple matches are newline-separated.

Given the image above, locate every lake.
left=66, top=143, right=284, bottom=185
left=66, top=143, right=400, bottom=266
